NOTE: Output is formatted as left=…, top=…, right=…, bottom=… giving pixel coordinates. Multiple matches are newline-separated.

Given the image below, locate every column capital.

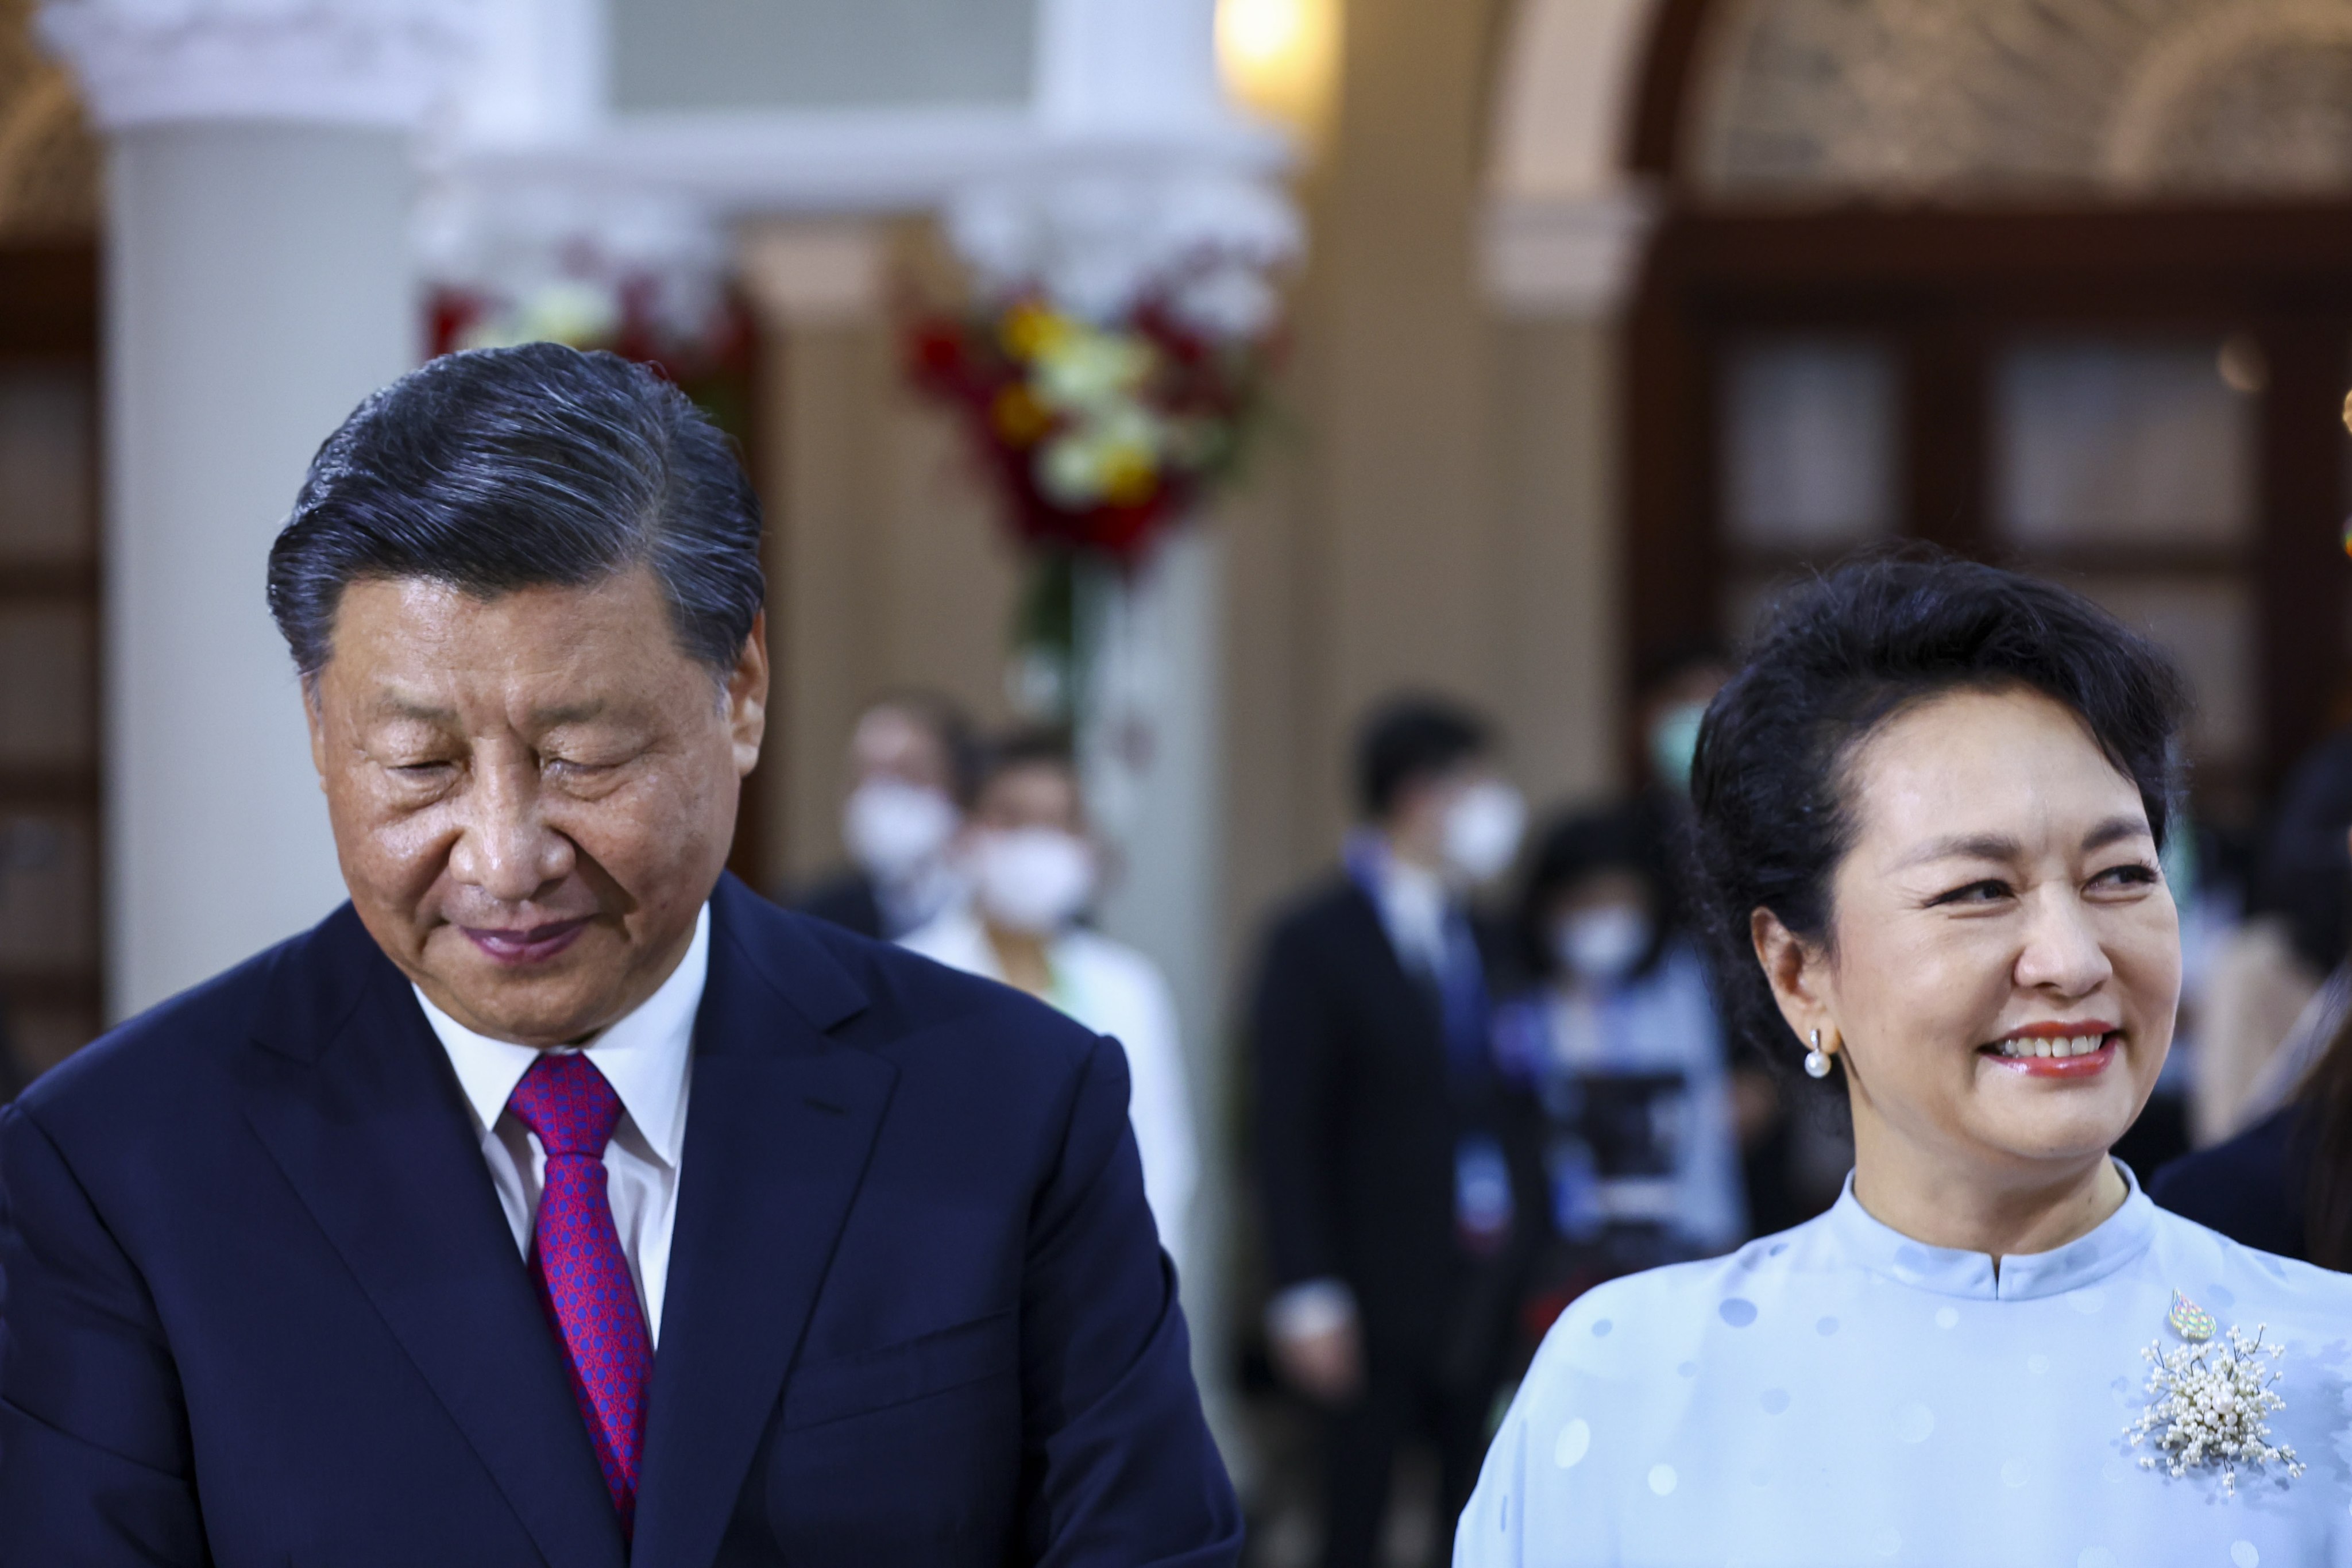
left=40, top=0, right=475, bottom=133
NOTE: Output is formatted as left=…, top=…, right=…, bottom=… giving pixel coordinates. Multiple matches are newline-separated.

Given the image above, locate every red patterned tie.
left=507, top=1053, right=653, bottom=1534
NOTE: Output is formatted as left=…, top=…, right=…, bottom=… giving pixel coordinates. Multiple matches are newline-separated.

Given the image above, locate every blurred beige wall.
left=740, top=220, right=1025, bottom=897
left=741, top=0, right=1628, bottom=956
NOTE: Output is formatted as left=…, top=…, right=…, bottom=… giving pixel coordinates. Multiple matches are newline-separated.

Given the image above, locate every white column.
left=40, top=0, right=470, bottom=1018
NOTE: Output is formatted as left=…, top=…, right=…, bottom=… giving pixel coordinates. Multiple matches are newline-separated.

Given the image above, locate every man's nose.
left=2013, top=887, right=2113, bottom=999
left=446, top=765, right=574, bottom=902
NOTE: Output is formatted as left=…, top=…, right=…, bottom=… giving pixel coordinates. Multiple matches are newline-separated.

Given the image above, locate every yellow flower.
left=1001, top=302, right=1075, bottom=362
left=991, top=384, right=1053, bottom=446
left=1099, top=442, right=1158, bottom=505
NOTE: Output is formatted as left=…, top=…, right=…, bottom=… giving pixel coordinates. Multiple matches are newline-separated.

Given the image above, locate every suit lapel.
left=630, top=880, right=895, bottom=1568
left=240, top=909, right=625, bottom=1568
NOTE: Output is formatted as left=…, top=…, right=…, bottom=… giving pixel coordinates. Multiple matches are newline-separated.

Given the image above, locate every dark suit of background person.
left=1249, top=698, right=1536, bottom=1568
left=2149, top=1103, right=2312, bottom=1261
left=0, top=344, right=1238, bottom=1567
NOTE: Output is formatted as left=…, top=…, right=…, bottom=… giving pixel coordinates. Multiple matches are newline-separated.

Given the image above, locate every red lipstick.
left=1982, top=1021, right=2121, bottom=1080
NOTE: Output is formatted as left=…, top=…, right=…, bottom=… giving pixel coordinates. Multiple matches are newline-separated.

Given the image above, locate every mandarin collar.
left=1825, top=1161, right=2156, bottom=1301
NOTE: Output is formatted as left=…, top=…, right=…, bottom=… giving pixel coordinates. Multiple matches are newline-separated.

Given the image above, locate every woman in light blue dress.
left=1459, top=558, right=2352, bottom=1567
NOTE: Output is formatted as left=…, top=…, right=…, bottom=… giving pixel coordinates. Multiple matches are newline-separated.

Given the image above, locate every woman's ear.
left=1752, top=906, right=1835, bottom=1053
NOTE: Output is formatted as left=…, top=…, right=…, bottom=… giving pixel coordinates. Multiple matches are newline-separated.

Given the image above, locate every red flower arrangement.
left=906, top=293, right=1277, bottom=565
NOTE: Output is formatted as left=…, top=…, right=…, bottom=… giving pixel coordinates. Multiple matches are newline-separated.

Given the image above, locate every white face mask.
left=842, top=779, right=959, bottom=884
left=1555, top=905, right=1652, bottom=984
left=970, top=827, right=1097, bottom=935
left=1442, top=779, right=1527, bottom=886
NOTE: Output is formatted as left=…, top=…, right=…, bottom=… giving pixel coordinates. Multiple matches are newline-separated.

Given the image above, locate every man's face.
left=307, top=567, right=767, bottom=1046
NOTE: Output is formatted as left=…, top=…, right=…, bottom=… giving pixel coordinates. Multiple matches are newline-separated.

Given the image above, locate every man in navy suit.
left=0, top=343, right=1240, bottom=1565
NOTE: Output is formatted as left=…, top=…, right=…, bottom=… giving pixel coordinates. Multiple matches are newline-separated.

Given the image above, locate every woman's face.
left=1767, top=685, right=2179, bottom=1187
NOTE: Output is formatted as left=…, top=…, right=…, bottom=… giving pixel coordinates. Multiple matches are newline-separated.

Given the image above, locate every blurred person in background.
left=2192, top=723, right=2352, bottom=1145
left=2154, top=786, right=2352, bottom=1264
left=902, top=728, right=1198, bottom=1276
left=0, top=1002, right=23, bottom=1102
left=789, top=692, right=976, bottom=940
left=1631, top=640, right=1729, bottom=809
left=1248, top=696, right=1535, bottom=1568
left=1493, top=805, right=1743, bottom=1348
left=1631, top=643, right=1810, bottom=1234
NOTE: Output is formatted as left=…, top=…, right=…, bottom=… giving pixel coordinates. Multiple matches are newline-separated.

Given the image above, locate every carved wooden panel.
left=1693, top=0, right=2352, bottom=198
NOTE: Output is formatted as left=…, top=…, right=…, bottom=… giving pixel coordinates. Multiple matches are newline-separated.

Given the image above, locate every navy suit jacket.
left=0, top=875, right=1240, bottom=1566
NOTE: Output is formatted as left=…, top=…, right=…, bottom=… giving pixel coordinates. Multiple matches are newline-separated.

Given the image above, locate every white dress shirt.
left=415, top=903, right=708, bottom=1345
left=1367, top=849, right=1453, bottom=980
left=899, top=904, right=1198, bottom=1276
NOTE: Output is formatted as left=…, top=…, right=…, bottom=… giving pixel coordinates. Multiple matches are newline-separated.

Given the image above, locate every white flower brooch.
left=2123, top=1291, right=2304, bottom=1496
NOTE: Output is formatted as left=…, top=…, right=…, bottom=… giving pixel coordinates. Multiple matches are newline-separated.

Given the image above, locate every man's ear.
left=727, top=612, right=770, bottom=778
left=1751, top=905, right=1836, bottom=1055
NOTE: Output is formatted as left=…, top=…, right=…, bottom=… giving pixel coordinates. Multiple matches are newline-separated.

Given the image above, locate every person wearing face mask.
left=1633, top=639, right=1824, bottom=1236
left=789, top=693, right=976, bottom=941
left=1246, top=696, right=1539, bottom=1568
left=1493, top=808, right=1743, bottom=1343
left=900, top=729, right=1198, bottom=1276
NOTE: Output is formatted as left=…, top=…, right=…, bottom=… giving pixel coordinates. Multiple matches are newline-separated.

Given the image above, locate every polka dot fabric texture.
left=508, top=1052, right=652, bottom=1535
left=1457, top=1167, right=2352, bottom=1565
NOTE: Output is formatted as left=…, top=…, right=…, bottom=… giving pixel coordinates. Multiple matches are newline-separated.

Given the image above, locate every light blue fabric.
left=1458, top=1165, right=2352, bottom=1567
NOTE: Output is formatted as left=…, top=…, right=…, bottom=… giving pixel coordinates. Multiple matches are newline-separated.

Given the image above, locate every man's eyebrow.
left=530, top=701, right=609, bottom=727
left=2082, top=815, right=2153, bottom=852
left=374, top=697, right=456, bottom=724
left=365, top=699, right=617, bottom=728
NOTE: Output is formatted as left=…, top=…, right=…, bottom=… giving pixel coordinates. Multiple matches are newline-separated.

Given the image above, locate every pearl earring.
left=1804, top=1028, right=1833, bottom=1079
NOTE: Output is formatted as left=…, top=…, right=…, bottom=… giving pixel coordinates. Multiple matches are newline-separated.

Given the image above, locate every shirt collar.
left=911, top=903, right=1074, bottom=1007
left=416, top=903, right=709, bottom=1170
left=1346, top=829, right=1454, bottom=964
left=1824, top=1159, right=2157, bottom=1301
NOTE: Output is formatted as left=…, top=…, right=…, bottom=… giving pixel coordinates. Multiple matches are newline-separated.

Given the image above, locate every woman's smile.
left=1983, top=1021, right=2122, bottom=1077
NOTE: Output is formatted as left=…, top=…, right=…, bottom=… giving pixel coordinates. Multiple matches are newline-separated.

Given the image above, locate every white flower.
left=1032, top=328, right=1154, bottom=414
left=2124, top=1323, right=2305, bottom=1497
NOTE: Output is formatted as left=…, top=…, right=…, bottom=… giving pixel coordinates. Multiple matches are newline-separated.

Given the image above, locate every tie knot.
left=506, top=1052, right=624, bottom=1158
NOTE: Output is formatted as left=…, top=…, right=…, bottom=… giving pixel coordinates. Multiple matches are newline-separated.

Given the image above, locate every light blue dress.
left=1457, top=1167, right=2352, bottom=1567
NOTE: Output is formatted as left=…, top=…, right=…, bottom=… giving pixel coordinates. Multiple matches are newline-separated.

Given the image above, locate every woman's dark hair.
left=267, top=342, right=763, bottom=678
left=1355, top=694, right=1493, bottom=821
left=1689, top=553, right=2188, bottom=1086
left=1517, top=805, right=1671, bottom=981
